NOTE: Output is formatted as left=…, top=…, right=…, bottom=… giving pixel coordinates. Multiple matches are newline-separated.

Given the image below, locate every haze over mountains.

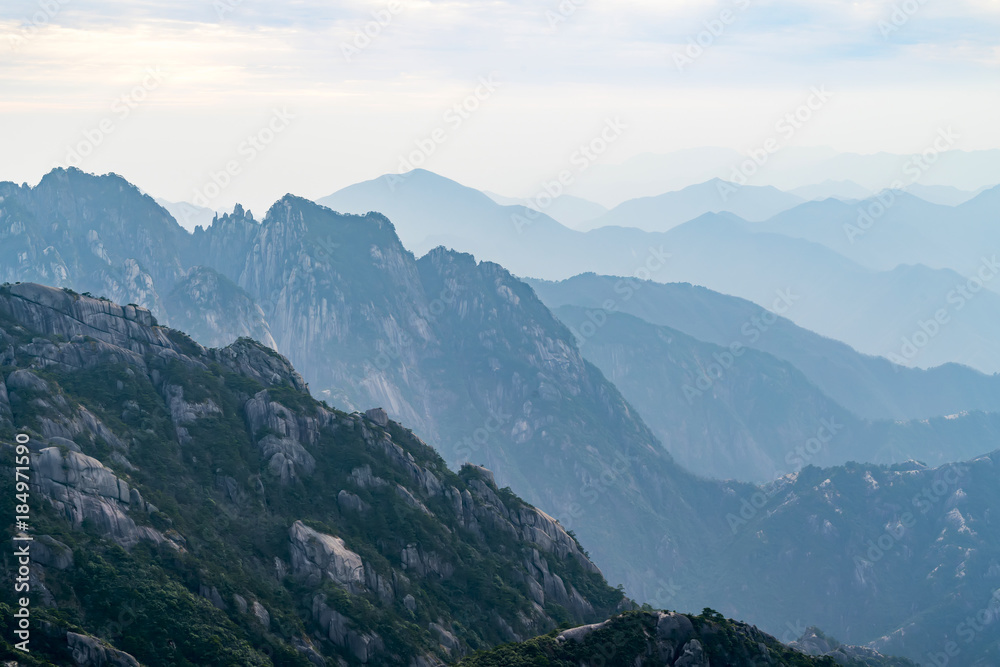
left=577, top=179, right=804, bottom=232
left=566, top=147, right=1000, bottom=206
left=319, top=168, right=1000, bottom=373
left=3, top=167, right=1000, bottom=666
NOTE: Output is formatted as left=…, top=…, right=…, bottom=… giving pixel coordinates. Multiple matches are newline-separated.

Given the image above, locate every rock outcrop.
left=67, top=632, right=141, bottom=667
left=289, top=520, right=365, bottom=590
left=31, top=447, right=163, bottom=549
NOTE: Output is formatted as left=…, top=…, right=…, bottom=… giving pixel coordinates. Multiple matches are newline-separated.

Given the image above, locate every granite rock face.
left=290, top=520, right=365, bottom=590
left=31, top=447, right=164, bottom=549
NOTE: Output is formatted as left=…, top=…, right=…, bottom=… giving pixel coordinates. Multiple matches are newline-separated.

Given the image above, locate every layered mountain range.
left=2, top=168, right=1000, bottom=664
left=318, top=169, right=1000, bottom=373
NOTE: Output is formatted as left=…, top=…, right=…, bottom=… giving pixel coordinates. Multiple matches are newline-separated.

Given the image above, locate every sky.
left=1, top=0, right=999, bottom=214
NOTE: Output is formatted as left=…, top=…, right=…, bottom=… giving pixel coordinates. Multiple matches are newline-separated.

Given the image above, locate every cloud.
left=0, top=0, right=996, bottom=210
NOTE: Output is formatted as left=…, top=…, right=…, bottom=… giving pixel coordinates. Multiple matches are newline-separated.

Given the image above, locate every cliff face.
left=0, top=284, right=626, bottom=666
left=165, top=266, right=277, bottom=350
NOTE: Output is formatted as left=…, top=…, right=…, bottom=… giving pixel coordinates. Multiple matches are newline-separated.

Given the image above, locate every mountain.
left=186, top=194, right=738, bottom=610
left=154, top=197, right=218, bottom=232
left=903, top=183, right=989, bottom=207
left=459, top=611, right=917, bottom=667
left=790, top=180, right=871, bottom=201
left=0, top=283, right=627, bottom=666
left=528, top=274, right=1000, bottom=421
left=0, top=168, right=189, bottom=320
left=573, top=147, right=1000, bottom=204
left=164, top=265, right=277, bottom=350
left=315, top=168, right=1000, bottom=373
left=5, top=171, right=1000, bottom=663
left=316, top=168, right=585, bottom=278
left=581, top=179, right=804, bottom=232
left=551, top=304, right=1000, bottom=482
left=567, top=147, right=747, bottom=205
left=1, top=169, right=735, bottom=607
left=645, top=213, right=1000, bottom=372
left=751, top=187, right=1000, bottom=279
left=482, top=191, right=607, bottom=229
left=705, top=455, right=1000, bottom=667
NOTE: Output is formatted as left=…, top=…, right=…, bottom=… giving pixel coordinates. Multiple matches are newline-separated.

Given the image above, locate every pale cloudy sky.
left=1, top=0, right=998, bottom=213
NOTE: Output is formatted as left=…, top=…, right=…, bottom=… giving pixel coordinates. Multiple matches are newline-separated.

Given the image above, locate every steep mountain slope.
left=0, top=168, right=189, bottom=320
left=482, top=192, right=607, bottom=229
left=552, top=305, right=1000, bottom=482
left=528, top=274, right=1000, bottom=421
left=188, top=195, right=739, bottom=608
left=0, top=169, right=740, bottom=607
left=0, top=283, right=626, bottom=666
left=459, top=610, right=917, bottom=667
left=164, top=265, right=277, bottom=350
left=582, top=179, right=803, bottom=232
left=0, top=169, right=269, bottom=349
left=704, top=456, right=1000, bottom=666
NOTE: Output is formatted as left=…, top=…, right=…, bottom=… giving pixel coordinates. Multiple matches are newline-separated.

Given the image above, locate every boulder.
left=66, top=632, right=140, bottom=667
left=365, top=407, right=389, bottom=427
left=337, top=490, right=369, bottom=514
left=34, top=535, right=74, bottom=570
left=289, top=520, right=364, bottom=590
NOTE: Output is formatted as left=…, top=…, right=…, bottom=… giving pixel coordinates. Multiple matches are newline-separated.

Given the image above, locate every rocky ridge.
left=0, top=284, right=625, bottom=666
